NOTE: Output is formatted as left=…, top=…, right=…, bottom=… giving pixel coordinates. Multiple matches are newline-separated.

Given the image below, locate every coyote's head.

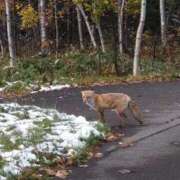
left=81, top=90, right=95, bottom=104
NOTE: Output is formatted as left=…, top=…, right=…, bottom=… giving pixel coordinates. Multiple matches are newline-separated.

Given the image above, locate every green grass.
left=73, top=134, right=102, bottom=165
left=33, top=118, right=53, bottom=130
left=12, top=111, right=30, bottom=120
left=72, top=122, right=108, bottom=165
left=26, top=118, right=53, bottom=146
left=3, top=81, right=30, bottom=95
left=0, top=118, right=53, bottom=152
left=0, top=107, right=6, bottom=113
left=27, top=127, right=47, bottom=146
left=0, top=79, right=6, bottom=87
left=0, top=133, right=19, bottom=151
left=95, top=122, right=110, bottom=135
left=0, top=157, right=6, bottom=169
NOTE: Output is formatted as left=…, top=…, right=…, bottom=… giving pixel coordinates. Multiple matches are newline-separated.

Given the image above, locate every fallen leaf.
left=56, top=157, right=66, bottom=165
left=106, top=132, right=123, bottom=142
left=87, top=152, right=93, bottom=159
left=41, top=168, right=56, bottom=176
left=94, top=152, right=103, bottom=159
left=66, top=157, right=74, bottom=166
left=79, top=164, right=88, bottom=168
left=55, top=170, right=69, bottom=179
left=119, top=142, right=134, bottom=148
left=118, top=169, right=132, bottom=174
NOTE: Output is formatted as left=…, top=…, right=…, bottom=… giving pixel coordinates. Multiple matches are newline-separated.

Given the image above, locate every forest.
left=0, top=0, right=179, bottom=87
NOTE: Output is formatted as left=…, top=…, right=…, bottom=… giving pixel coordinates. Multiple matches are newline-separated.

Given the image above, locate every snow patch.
left=0, top=81, right=70, bottom=95
left=0, top=103, right=103, bottom=178
left=31, top=84, right=70, bottom=93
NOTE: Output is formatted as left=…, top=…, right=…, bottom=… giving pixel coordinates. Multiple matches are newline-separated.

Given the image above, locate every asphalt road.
left=17, top=80, right=180, bottom=180
left=69, top=126, right=180, bottom=180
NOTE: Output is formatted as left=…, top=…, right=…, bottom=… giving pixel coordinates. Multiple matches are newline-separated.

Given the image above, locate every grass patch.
left=26, top=118, right=53, bottom=146
left=0, top=157, right=6, bottom=169
left=27, top=127, right=47, bottom=146
left=0, top=133, right=19, bottom=151
left=0, top=103, right=109, bottom=179
left=12, top=111, right=30, bottom=119
left=3, top=81, right=31, bottom=97
left=0, top=80, right=6, bottom=87
left=0, top=106, right=6, bottom=113
left=72, top=123, right=109, bottom=165
left=95, top=122, right=110, bottom=135
left=73, top=134, right=102, bottom=165
left=33, top=118, right=53, bottom=130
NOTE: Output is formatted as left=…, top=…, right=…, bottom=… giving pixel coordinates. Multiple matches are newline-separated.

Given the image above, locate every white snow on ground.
left=0, top=87, right=4, bottom=92
left=0, top=103, right=104, bottom=179
left=0, top=81, right=70, bottom=94
left=37, top=84, right=70, bottom=92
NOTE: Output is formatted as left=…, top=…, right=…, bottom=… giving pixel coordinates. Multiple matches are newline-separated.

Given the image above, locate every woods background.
left=0, top=0, right=179, bottom=85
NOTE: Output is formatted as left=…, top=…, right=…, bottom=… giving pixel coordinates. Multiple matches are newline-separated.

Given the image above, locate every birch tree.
left=5, top=0, right=16, bottom=66
left=90, top=0, right=109, bottom=52
left=76, top=6, right=84, bottom=50
left=160, top=0, right=167, bottom=48
left=39, top=0, right=48, bottom=55
left=118, top=0, right=125, bottom=55
left=96, top=23, right=105, bottom=52
left=77, top=4, right=97, bottom=49
left=0, top=29, right=4, bottom=59
left=0, top=38, right=4, bottom=59
left=92, top=1, right=105, bottom=52
left=133, top=0, right=146, bottom=76
left=54, top=0, right=59, bottom=57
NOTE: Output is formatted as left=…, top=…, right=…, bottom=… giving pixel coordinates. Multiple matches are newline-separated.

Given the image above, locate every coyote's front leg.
left=98, top=110, right=105, bottom=123
left=116, top=109, right=127, bottom=127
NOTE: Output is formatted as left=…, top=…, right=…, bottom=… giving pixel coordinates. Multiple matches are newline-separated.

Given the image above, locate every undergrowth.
left=0, top=50, right=179, bottom=88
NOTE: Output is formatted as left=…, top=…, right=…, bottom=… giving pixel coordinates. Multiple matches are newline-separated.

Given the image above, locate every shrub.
left=140, top=59, right=168, bottom=75
left=3, top=81, right=30, bottom=95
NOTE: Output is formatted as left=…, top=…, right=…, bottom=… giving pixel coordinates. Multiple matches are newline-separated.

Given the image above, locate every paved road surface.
left=17, top=80, right=180, bottom=180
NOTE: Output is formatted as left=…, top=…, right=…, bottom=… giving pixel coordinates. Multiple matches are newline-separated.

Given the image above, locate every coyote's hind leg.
left=115, top=109, right=127, bottom=127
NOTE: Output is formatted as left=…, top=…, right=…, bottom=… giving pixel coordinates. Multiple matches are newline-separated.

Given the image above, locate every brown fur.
left=81, top=90, right=143, bottom=125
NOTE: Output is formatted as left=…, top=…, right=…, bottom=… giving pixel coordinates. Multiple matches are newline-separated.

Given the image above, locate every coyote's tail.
left=128, top=100, right=143, bottom=125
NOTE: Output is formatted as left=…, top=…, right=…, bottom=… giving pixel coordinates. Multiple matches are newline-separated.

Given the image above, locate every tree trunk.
left=0, top=27, right=4, bottom=59
left=118, top=0, right=125, bottom=55
left=0, top=38, right=4, bottom=59
left=66, top=6, right=71, bottom=45
left=124, top=9, right=128, bottom=52
left=76, top=6, right=84, bottom=50
left=160, top=0, right=167, bottom=48
left=133, top=0, right=147, bottom=76
left=5, top=0, right=16, bottom=66
left=96, top=22, right=105, bottom=52
left=54, top=0, right=59, bottom=57
left=39, top=0, right=48, bottom=55
left=77, top=4, right=97, bottom=49
left=112, top=12, right=120, bottom=76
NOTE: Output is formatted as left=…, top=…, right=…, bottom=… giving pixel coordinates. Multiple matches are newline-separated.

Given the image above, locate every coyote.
left=81, top=90, right=143, bottom=125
